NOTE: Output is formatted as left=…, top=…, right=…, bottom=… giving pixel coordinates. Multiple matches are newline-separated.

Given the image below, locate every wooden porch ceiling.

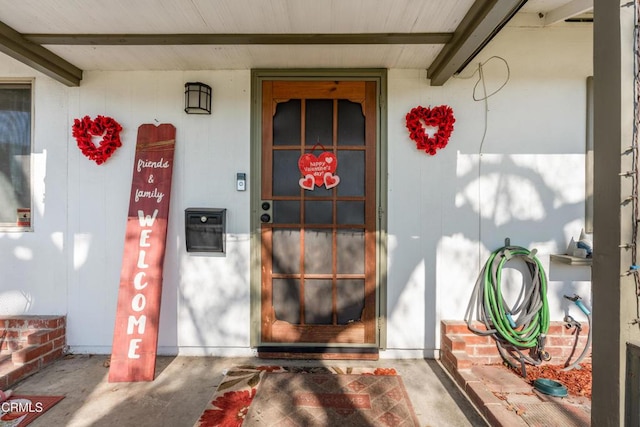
left=0, top=0, right=589, bottom=87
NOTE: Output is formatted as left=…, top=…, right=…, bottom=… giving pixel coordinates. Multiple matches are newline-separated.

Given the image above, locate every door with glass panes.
left=259, top=80, right=377, bottom=350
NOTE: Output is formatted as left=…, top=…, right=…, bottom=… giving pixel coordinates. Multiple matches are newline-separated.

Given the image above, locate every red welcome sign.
left=298, top=150, right=340, bottom=191
left=109, top=124, right=176, bottom=382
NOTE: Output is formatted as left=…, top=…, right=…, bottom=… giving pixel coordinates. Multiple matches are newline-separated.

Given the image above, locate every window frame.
left=0, top=78, right=34, bottom=232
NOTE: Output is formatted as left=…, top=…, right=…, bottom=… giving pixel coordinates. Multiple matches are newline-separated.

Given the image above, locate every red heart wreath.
left=72, top=115, right=123, bottom=165
left=405, top=105, right=455, bottom=155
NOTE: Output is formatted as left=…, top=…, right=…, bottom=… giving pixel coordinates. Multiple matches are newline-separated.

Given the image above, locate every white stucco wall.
left=0, top=60, right=69, bottom=316
left=63, top=70, right=253, bottom=354
left=386, top=23, right=593, bottom=356
left=0, top=22, right=593, bottom=358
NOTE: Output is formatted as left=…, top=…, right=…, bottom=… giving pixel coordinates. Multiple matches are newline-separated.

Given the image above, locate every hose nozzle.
left=563, top=315, right=582, bottom=330
left=564, top=294, right=580, bottom=302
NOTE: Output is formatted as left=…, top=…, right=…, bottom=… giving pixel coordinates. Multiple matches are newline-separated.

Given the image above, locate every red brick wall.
left=0, top=315, right=66, bottom=389
left=440, top=320, right=591, bottom=373
left=1, top=316, right=65, bottom=352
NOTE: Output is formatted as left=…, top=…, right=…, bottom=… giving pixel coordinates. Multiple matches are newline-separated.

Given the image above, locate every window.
left=0, top=82, right=32, bottom=230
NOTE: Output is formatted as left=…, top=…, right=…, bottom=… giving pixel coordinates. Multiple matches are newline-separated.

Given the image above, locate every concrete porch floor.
left=5, top=354, right=590, bottom=426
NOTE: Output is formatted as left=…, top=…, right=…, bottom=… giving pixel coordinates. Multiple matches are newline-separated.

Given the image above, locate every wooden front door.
left=259, top=80, right=378, bottom=354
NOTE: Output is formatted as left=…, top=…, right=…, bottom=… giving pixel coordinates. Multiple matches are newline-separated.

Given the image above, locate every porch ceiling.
left=0, top=0, right=591, bottom=87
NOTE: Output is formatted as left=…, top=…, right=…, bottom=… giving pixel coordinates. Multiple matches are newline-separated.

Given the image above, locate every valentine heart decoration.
left=324, top=172, right=340, bottom=189
left=405, top=105, right=455, bottom=155
left=72, top=115, right=123, bottom=165
left=299, top=174, right=315, bottom=191
left=298, top=147, right=340, bottom=191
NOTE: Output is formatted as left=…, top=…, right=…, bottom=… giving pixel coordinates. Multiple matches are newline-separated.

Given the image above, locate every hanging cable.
left=455, top=57, right=510, bottom=269
left=631, top=0, right=640, bottom=325
left=453, top=56, right=510, bottom=155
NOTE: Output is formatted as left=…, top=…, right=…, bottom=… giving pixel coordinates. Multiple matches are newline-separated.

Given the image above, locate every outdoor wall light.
left=184, top=82, right=212, bottom=114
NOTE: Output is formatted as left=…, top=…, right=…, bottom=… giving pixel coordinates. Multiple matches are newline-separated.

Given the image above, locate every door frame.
left=249, top=69, right=388, bottom=351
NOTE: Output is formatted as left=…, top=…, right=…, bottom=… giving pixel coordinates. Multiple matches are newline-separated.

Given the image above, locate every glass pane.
left=338, top=100, right=365, bottom=146
left=337, top=201, right=364, bottom=224
left=304, top=279, right=333, bottom=324
left=273, top=200, right=300, bottom=224
left=337, top=280, right=365, bottom=324
left=304, top=229, right=332, bottom=274
left=273, top=278, right=300, bottom=324
left=273, top=150, right=302, bottom=196
left=337, top=230, right=364, bottom=274
left=336, top=151, right=365, bottom=197
left=273, top=100, right=301, bottom=146
left=0, top=85, right=31, bottom=226
left=305, top=185, right=332, bottom=198
left=305, top=201, right=333, bottom=224
left=305, top=99, right=332, bottom=147
left=272, top=229, right=300, bottom=274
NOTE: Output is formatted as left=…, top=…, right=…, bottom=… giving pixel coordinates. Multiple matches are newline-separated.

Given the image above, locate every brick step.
left=0, top=315, right=66, bottom=389
left=12, top=343, right=53, bottom=365
left=0, top=350, right=12, bottom=363
left=442, top=320, right=590, bottom=336
left=440, top=320, right=592, bottom=379
left=0, top=356, right=17, bottom=389
left=0, top=357, right=13, bottom=376
left=27, top=328, right=64, bottom=345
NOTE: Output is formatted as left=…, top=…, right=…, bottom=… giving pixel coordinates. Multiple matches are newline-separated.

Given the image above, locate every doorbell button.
left=236, top=173, right=246, bottom=191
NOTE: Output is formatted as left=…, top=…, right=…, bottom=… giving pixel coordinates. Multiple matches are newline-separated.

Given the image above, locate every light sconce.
left=184, top=82, right=212, bottom=114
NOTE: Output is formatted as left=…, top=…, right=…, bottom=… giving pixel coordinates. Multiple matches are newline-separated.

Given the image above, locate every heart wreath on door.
left=298, top=144, right=340, bottom=191
left=405, top=105, right=455, bottom=156
left=72, top=115, right=123, bottom=165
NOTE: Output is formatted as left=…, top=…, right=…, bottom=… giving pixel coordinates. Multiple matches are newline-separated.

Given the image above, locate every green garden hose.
left=465, top=244, right=551, bottom=374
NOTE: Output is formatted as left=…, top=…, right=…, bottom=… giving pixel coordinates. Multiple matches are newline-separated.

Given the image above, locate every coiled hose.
left=465, top=245, right=550, bottom=376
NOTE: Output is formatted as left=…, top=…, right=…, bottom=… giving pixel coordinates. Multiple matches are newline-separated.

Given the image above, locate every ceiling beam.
left=0, top=20, right=82, bottom=87
left=427, top=0, right=527, bottom=86
left=23, top=32, right=453, bottom=46
left=543, top=0, right=593, bottom=26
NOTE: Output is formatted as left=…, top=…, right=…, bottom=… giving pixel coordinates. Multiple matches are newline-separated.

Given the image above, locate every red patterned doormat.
left=195, top=366, right=419, bottom=427
left=0, top=395, right=64, bottom=426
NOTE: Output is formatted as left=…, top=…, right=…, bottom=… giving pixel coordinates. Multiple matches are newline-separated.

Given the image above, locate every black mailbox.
left=185, top=208, right=226, bottom=253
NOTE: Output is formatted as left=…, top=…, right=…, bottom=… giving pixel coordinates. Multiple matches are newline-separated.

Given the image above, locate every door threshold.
left=257, top=346, right=379, bottom=361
